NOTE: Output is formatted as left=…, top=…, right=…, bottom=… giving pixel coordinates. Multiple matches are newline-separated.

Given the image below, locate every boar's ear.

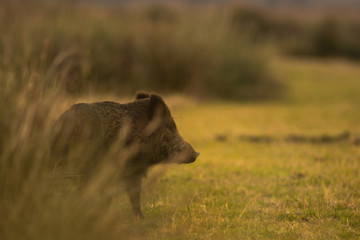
left=149, top=94, right=169, bottom=119
left=135, top=92, right=150, bottom=100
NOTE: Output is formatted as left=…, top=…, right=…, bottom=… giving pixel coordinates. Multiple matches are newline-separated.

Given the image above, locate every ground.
left=120, top=57, right=360, bottom=239
left=3, top=57, right=360, bottom=240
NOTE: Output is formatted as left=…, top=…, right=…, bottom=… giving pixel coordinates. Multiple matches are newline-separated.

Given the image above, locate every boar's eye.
left=166, top=122, right=177, bottom=132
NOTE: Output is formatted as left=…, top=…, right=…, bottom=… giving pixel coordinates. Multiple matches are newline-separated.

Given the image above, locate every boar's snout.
left=179, top=142, right=199, bottom=164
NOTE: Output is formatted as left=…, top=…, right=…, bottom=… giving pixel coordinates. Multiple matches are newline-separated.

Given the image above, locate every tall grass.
left=0, top=74, right=128, bottom=239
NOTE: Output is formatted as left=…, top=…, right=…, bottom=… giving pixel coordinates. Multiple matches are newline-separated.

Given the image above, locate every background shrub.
left=0, top=1, right=281, bottom=100
left=229, top=5, right=360, bottom=61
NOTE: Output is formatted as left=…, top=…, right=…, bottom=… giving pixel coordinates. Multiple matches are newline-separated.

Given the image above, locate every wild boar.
left=51, top=92, right=199, bottom=217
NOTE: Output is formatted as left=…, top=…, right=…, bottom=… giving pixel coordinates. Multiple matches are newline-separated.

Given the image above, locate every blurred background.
left=2, top=0, right=360, bottom=100
left=1, top=0, right=360, bottom=239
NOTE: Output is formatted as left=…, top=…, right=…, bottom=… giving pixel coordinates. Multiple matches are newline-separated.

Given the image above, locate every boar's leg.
left=125, top=176, right=144, bottom=218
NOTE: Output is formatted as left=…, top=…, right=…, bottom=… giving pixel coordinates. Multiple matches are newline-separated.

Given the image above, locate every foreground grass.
left=134, top=58, right=360, bottom=239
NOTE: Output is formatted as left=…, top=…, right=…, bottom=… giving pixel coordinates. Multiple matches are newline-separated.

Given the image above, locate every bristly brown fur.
left=51, top=92, right=199, bottom=218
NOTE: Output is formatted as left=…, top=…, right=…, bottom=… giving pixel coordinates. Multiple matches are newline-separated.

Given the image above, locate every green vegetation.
left=144, top=58, right=360, bottom=239
left=0, top=1, right=279, bottom=99
left=2, top=56, right=360, bottom=239
left=1, top=1, right=360, bottom=239
left=231, top=6, right=360, bottom=60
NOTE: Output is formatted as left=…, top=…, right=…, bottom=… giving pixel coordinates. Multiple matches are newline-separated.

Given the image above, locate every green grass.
left=134, top=57, right=360, bottom=239
left=1, top=55, right=360, bottom=239
left=2, top=3, right=360, bottom=239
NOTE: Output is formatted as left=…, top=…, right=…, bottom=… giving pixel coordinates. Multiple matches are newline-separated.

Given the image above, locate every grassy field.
left=128, top=57, right=360, bottom=239
left=1, top=54, right=360, bottom=239
left=1, top=3, right=360, bottom=239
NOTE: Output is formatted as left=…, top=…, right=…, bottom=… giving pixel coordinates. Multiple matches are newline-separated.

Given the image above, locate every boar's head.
left=136, top=92, right=199, bottom=165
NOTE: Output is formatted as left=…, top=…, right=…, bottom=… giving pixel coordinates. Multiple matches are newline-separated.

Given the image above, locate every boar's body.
left=51, top=93, right=199, bottom=217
